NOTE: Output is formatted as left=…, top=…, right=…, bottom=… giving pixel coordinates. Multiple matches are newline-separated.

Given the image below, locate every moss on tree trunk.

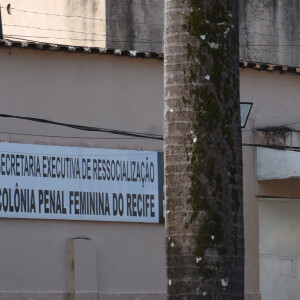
left=164, top=0, right=244, bottom=298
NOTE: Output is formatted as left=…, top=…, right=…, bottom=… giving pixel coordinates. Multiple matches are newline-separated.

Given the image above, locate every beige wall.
left=0, top=46, right=165, bottom=296
left=1, top=45, right=299, bottom=297
left=1, top=0, right=106, bottom=47
left=241, top=68, right=300, bottom=299
left=0, top=46, right=163, bottom=151
left=0, top=219, right=165, bottom=293
left=240, top=69, right=300, bottom=131
left=1, top=0, right=164, bottom=52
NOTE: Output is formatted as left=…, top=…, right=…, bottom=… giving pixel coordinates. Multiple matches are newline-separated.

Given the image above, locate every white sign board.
left=0, top=143, right=160, bottom=223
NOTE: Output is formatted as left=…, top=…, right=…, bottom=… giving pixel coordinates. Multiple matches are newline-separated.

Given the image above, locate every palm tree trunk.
left=164, top=0, right=244, bottom=299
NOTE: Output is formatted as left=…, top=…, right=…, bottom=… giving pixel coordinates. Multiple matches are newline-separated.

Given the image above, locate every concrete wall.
left=0, top=46, right=165, bottom=298
left=239, top=0, right=300, bottom=67
left=2, top=0, right=300, bottom=66
left=105, top=0, right=163, bottom=52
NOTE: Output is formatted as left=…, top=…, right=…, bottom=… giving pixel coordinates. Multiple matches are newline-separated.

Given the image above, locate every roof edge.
left=239, top=61, right=300, bottom=75
left=0, top=39, right=164, bottom=60
left=1, top=39, right=299, bottom=74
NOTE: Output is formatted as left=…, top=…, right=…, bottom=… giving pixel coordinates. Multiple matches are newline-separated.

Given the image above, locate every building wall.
left=1, top=45, right=300, bottom=299
left=240, top=68, right=300, bottom=300
left=0, top=46, right=165, bottom=298
left=0, top=47, right=163, bottom=150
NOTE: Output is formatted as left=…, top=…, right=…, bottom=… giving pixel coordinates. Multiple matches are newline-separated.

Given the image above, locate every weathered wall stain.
left=106, top=0, right=163, bottom=52
left=106, top=0, right=300, bottom=64
left=239, top=0, right=300, bottom=66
